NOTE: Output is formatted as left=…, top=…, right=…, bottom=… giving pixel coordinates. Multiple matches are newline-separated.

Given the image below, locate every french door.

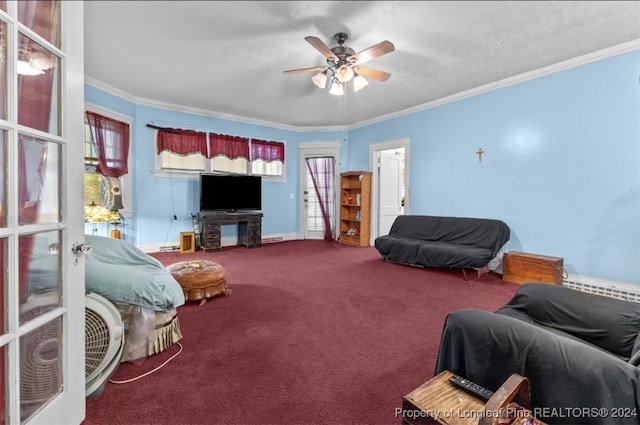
left=0, top=2, right=85, bottom=424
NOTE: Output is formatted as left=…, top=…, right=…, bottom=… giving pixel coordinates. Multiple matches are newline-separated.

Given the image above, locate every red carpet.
left=83, top=240, right=518, bottom=425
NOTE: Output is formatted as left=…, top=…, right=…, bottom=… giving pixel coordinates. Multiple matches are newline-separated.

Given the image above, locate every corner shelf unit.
left=339, top=171, right=372, bottom=247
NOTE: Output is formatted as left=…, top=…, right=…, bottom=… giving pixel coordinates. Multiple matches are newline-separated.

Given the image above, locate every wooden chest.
left=503, top=251, right=564, bottom=285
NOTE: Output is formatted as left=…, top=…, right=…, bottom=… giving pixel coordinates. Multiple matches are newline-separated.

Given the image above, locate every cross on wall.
left=476, top=148, right=485, bottom=162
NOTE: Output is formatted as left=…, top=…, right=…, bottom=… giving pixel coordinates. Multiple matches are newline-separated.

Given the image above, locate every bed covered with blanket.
left=85, top=235, right=185, bottom=362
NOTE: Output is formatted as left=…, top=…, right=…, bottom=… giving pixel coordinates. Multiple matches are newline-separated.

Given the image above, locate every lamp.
left=84, top=201, right=121, bottom=236
left=85, top=201, right=108, bottom=235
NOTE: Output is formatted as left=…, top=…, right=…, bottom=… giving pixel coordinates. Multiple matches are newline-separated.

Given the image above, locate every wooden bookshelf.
left=339, top=171, right=371, bottom=247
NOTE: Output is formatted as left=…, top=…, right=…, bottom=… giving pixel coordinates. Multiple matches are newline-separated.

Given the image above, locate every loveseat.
left=374, top=215, right=510, bottom=272
left=435, top=283, right=640, bottom=424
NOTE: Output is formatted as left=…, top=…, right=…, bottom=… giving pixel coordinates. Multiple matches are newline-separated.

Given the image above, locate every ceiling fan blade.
left=283, top=66, right=326, bottom=74
left=353, top=66, right=391, bottom=81
left=305, top=36, right=338, bottom=60
left=351, top=40, right=395, bottom=64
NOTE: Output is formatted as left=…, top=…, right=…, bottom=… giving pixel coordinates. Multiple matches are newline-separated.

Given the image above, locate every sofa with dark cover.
left=374, top=215, right=510, bottom=270
left=435, top=283, right=640, bottom=425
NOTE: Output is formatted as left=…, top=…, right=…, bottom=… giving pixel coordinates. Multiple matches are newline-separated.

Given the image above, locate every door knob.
left=72, top=243, right=93, bottom=256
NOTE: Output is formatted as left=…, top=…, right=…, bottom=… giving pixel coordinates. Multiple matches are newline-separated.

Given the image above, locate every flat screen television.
left=199, top=174, right=262, bottom=212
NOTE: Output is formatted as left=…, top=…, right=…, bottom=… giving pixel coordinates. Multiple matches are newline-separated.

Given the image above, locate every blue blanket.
left=85, top=235, right=185, bottom=312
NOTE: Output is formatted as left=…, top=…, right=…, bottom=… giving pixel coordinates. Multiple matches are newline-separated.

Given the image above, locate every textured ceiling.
left=83, top=1, right=640, bottom=129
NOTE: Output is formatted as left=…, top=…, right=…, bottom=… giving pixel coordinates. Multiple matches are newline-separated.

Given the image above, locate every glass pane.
left=0, top=237, right=5, bottom=334
left=306, top=158, right=334, bottom=232
left=17, top=1, right=61, bottom=47
left=19, top=316, right=62, bottom=422
left=306, top=171, right=324, bottom=232
left=0, top=20, right=7, bottom=120
left=84, top=172, right=101, bottom=207
left=18, top=135, right=60, bottom=225
left=0, top=344, right=5, bottom=425
left=0, top=130, right=6, bottom=227
left=18, top=231, right=62, bottom=326
left=17, top=33, right=61, bottom=135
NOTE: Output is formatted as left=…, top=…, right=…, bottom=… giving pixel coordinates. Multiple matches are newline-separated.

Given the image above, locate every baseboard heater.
left=564, top=274, right=640, bottom=304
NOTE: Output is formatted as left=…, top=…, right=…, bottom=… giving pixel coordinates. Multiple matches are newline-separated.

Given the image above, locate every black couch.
left=374, top=215, right=510, bottom=271
left=435, top=283, right=640, bottom=425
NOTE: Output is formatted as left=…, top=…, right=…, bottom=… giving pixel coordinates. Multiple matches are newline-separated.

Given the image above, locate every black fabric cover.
left=374, top=215, right=510, bottom=269
left=434, top=283, right=640, bottom=425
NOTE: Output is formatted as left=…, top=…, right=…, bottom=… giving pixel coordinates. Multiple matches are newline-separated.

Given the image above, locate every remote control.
left=449, top=374, right=494, bottom=402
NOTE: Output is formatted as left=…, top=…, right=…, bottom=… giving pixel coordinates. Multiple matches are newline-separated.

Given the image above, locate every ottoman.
left=167, top=260, right=230, bottom=306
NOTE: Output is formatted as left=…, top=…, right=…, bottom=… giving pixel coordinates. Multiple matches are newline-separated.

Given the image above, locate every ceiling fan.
left=284, top=32, right=395, bottom=95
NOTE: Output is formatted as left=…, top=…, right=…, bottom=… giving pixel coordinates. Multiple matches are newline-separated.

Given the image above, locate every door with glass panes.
left=299, top=144, right=340, bottom=241
left=0, top=2, right=85, bottom=424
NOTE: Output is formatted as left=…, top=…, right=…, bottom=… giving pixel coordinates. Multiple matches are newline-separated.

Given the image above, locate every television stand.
left=198, top=211, right=263, bottom=252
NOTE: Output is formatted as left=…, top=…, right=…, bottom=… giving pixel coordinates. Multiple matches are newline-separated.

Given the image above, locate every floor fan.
left=85, top=292, right=125, bottom=399
left=19, top=292, right=64, bottom=419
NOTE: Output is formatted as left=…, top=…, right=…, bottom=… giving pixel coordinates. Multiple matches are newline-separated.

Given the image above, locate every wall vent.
left=564, top=274, right=640, bottom=304
left=159, top=242, right=180, bottom=252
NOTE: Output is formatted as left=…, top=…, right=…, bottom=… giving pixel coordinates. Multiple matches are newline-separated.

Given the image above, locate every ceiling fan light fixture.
left=29, top=51, right=55, bottom=71
left=335, top=64, right=354, bottom=83
left=17, top=59, right=44, bottom=76
left=311, top=71, right=327, bottom=89
left=353, top=75, right=368, bottom=92
left=329, top=81, right=344, bottom=96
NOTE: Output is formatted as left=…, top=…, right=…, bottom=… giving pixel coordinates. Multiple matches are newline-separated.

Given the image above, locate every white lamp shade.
left=29, top=51, right=55, bottom=71
left=353, top=75, right=369, bottom=92
left=329, top=82, right=344, bottom=96
left=335, top=65, right=354, bottom=83
left=311, top=72, right=327, bottom=88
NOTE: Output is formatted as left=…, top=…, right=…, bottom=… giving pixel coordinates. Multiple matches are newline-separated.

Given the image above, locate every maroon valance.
left=209, top=133, right=250, bottom=160
left=157, top=129, right=207, bottom=156
left=251, top=139, right=285, bottom=162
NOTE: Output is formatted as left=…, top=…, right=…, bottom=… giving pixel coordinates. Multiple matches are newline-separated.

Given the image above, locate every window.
left=157, top=128, right=207, bottom=172
left=154, top=129, right=286, bottom=179
left=84, top=105, right=132, bottom=211
left=83, top=120, right=101, bottom=206
left=251, top=139, right=285, bottom=177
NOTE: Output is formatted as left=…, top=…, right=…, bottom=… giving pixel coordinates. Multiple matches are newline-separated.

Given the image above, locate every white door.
left=299, top=143, right=341, bottom=240
left=302, top=156, right=336, bottom=239
left=378, top=150, right=404, bottom=236
left=0, top=2, right=85, bottom=424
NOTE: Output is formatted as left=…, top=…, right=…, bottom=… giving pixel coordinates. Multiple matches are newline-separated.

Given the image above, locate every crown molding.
left=84, top=76, right=342, bottom=133
left=86, top=40, right=640, bottom=133
left=350, top=40, right=640, bottom=130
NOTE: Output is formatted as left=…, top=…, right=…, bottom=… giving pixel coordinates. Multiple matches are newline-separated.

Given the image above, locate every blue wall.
left=85, top=49, right=640, bottom=284
left=349, top=50, right=640, bottom=284
left=85, top=85, right=343, bottom=246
